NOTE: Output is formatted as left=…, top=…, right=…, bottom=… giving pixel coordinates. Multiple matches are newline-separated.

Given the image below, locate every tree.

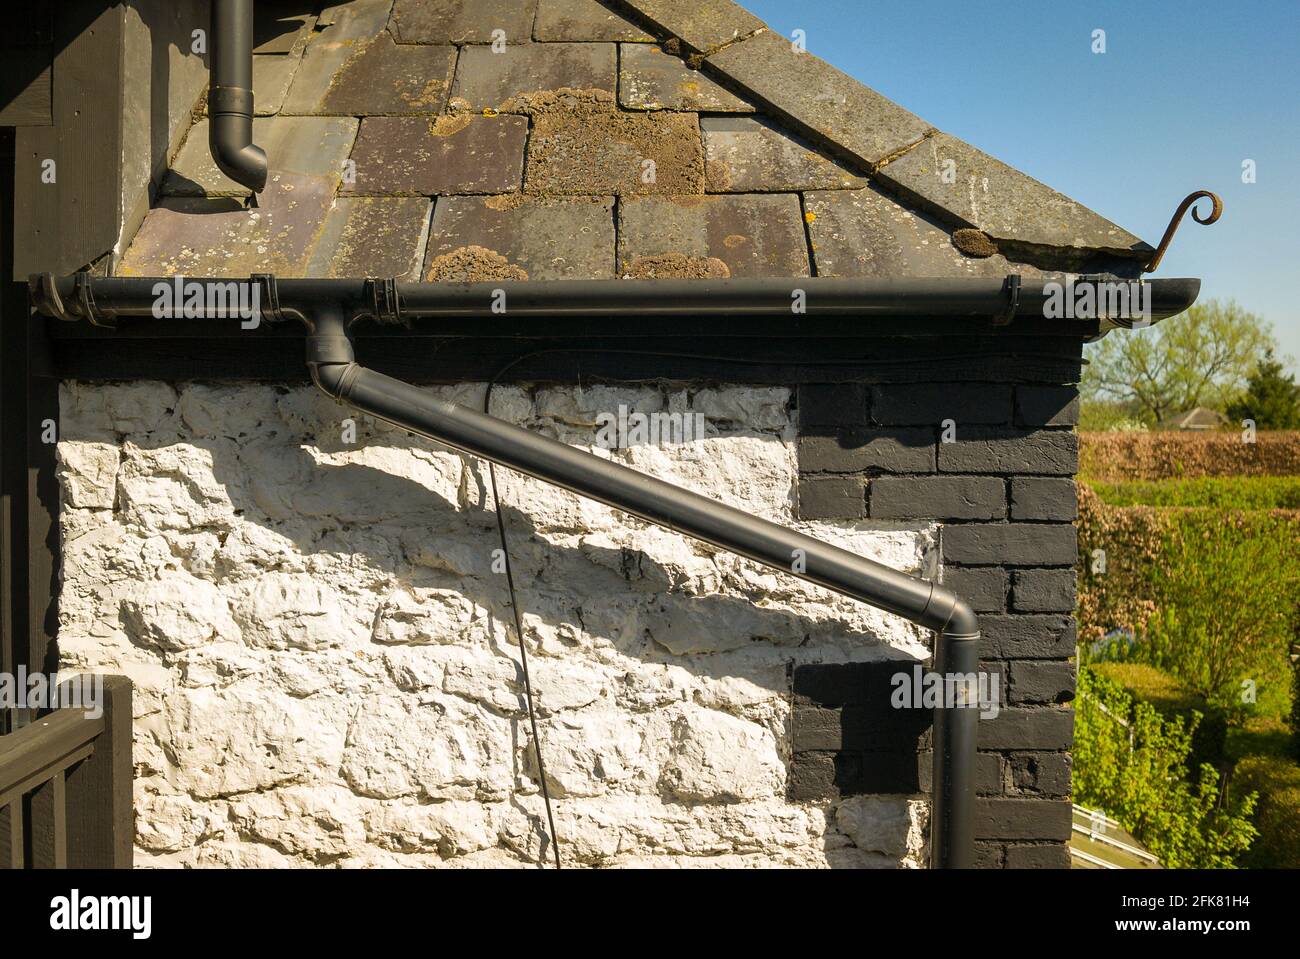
left=1227, top=349, right=1300, bottom=429
left=1082, top=300, right=1276, bottom=425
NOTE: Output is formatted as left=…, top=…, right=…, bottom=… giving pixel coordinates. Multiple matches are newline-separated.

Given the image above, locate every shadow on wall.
left=56, top=380, right=937, bottom=865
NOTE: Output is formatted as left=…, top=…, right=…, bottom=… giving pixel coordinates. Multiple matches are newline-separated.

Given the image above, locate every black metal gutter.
left=31, top=273, right=1201, bottom=325
left=32, top=268, right=1198, bottom=868
left=209, top=0, right=267, bottom=194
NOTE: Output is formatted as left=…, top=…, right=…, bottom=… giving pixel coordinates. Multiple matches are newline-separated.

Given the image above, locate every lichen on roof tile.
left=515, top=88, right=703, bottom=195
left=449, top=43, right=616, bottom=111
left=118, top=173, right=337, bottom=278
left=619, top=43, right=753, bottom=112
left=424, top=194, right=616, bottom=280
left=534, top=0, right=654, bottom=42
left=308, top=197, right=432, bottom=279
left=391, top=0, right=539, bottom=44
left=344, top=114, right=528, bottom=195
left=875, top=132, right=1151, bottom=257
left=619, top=193, right=810, bottom=278
left=314, top=34, right=456, bottom=115
left=702, top=116, right=865, bottom=192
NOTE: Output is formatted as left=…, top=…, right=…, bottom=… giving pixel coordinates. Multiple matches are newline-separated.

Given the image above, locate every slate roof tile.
left=344, top=114, right=528, bottom=195
left=804, top=187, right=1045, bottom=279
left=449, top=43, right=616, bottom=111
left=618, top=193, right=810, bottom=278
left=119, top=172, right=337, bottom=278
left=308, top=197, right=432, bottom=278
left=619, top=43, right=753, bottom=112
left=703, top=116, right=865, bottom=192
left=423, top=194, right=616, bottom=280
left=534, top=0, right=654, bottom=42
left=390, top=0, right=539, bottom=44
left=520, top=90, right=703, bottom=195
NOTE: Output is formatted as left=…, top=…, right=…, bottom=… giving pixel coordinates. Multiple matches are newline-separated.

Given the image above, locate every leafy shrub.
left=1091, top=662, right=1227, bottom=772
left=1073, top=667, right=1256, bottom=868
left=1142, top=512, right=1300, bottom=717
left=1231, top=756, right=1300, bottom=868
left=1091, top=476, right=1300, bottom=509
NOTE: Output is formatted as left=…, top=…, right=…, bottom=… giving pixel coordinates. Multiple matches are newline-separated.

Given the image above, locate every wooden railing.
left=0, top=675, right=132, bottom=868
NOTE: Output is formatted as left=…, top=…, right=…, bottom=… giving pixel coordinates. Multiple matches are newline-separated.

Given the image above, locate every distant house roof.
left=115, top=0, right=1153, bottom=283
left=1158, top=407, right=1229, bottom=431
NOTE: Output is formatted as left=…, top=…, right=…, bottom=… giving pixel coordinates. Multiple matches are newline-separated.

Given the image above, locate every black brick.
left=1015, top=386, right=1080, bottom=426
left=978, top=707, right=1073, bottom=750
left=788, top=753, right=836, bottom=801
left=870, top=475, right=1005, bottom=520
left=1005, top=843, right=1070, bottom=868
left=792, top=703, right=930, bottom=752
left=937, top=428, right=1078, bottom=475
left=937, top=566, right=1008, bottom=613
left=799, top=428, right=935, bottom=474
left=1011, top=568, right=1077, bottom=612
left=798, top=383, right=869, bottom=429
left=972, top=842, right=1006, bottom=869
left=871, top=384, right=1011, bottom=426
left=1009, top=661, right=1077, bottom=705
left=975, top=799, right=1072, bottom=841
left=792, top=661, right=915, bottom=708
left=1010, top=751, right=1073, bottom=797
left=798, top=475, right=865, bottom=520
left=1009, top=477, right=1078, bottom=521
left=918, top=750, right=1004, bottom=796
left=942, top=524, right=1077, bottom=566
left=980, top=615, right=1076, bottom=659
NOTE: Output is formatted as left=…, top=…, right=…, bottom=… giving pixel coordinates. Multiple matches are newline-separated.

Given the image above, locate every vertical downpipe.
left=208, top=0, right=267, bottom=194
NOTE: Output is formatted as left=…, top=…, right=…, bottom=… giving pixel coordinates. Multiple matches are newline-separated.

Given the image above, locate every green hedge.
left=1091, top=476, right=1300, bottom=509
left=1074, top=667, right=1256, bottom=868
left=1092, top=662, right=1228, bottom=772
left=1232, top=756, right=1300, bottom=869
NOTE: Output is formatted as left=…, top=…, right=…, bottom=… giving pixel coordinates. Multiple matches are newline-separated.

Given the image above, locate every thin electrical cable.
left=483, top=375, right=561, bottom=870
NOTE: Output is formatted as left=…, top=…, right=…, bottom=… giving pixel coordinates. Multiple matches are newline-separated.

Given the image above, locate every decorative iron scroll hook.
left=1144, top=190, right=1222, bottom=273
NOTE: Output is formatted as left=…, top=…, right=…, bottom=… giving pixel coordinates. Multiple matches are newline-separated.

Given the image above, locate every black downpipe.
left=209, top=0, right=267, bottom=194
left=304, top=304, right=982, bottom=868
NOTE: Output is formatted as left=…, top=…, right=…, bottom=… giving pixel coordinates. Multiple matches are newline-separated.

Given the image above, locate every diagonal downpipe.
left=208, top=0, right=267, bottom=194
left=303, top=304, right=982, bottom=868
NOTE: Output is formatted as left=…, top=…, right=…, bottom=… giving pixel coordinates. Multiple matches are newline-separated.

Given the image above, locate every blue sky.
left=745, top=0, right=1300, bottom=370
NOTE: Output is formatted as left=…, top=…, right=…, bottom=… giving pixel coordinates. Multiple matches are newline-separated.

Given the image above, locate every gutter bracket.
left=365, top=277, right=407, bottom=327
left=992, top=273, right=1021, bottom=326
left=34, top=270, right=113, bottom=327
left=251, top=273, right=289, bottom=323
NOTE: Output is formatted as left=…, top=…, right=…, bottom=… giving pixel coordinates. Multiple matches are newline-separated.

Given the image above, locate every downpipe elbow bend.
left=208, top=113, right=267, bottom=194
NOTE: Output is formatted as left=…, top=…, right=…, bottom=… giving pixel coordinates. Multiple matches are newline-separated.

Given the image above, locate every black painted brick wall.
left=791, top=356, right=1081, bottom=869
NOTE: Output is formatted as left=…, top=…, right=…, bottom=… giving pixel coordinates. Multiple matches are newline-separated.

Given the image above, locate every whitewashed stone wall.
left=56, top=379, right=938, bottom=867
